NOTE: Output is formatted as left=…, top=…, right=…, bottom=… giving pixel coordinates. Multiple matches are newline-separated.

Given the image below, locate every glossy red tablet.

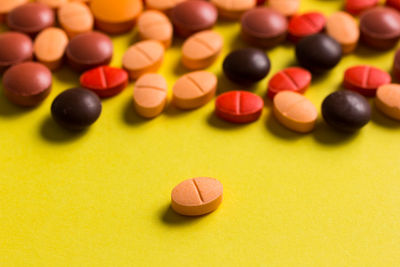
left=267, top=67, right=312, bottom=99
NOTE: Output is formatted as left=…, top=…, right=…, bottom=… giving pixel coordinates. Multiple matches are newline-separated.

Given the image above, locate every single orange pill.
left=326, top=11, right=359, bottom=54
left=37, top=0, right=68, bottom=9
left=33, top=27, right=68, bottom=70
left=171, top=177, right=223, bottom=216
left=133, top=73, right=168, bottom=118
left=210, top=0, right=256, bottom=20
left=90, top=0, right=143, bottom=34
left=137, top=10, right=173, bottom=48
left=0, top=0, right=29, bottom=23
left=273, top=91, right=318, bottom=133
left=122, top=40, right=165, bottom=80
left=376, top=84, right=400, bottom=120
left=58, top=2, right=94, bottom=38
left=268, top=0, right=300, bottom=17
left=172, top=71, right=217, bottom=109
left=146, top=0, right=186, bottom=13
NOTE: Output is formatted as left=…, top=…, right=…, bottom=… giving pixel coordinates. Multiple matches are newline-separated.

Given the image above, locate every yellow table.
left=1, top=1, right=400, bottom=266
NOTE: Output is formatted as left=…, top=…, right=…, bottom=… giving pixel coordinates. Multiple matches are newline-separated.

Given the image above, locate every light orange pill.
left=33, top=27, right=68, bottom=70
left=133, top=73, right=168, bottom=118
left=58, top=2, right=94, bottom=38
left=137, top=10, right=173, bottom=48
left=375, top=84, right=400, bottom=120
left=171, top=177, right=223, bottom=216
left=326, top=11, right=359, bottom=54
left=0, top=0, right=29, bottom=23
left=210, top=0, right=256, bottom=20
left=273, top=91, right=318, bottom=133
left=37, top=0, right=68, bottom=9
left=146, top=0, right=187, bottom=13
left=268, top=0, right=300, bottom=17
left=182, top=30, right=223, bottom=70
left=172, top=71, right=217, bottom=109
left=122, top=40, right=165, bottom=80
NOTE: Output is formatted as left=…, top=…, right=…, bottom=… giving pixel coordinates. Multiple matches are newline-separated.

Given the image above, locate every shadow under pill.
left=0, top=93, right=34, bottom=118
left=122, top=98, right=148, bottom=125
left=40, top=117, right=86, bottom=143
left=159, top=205, right=200, bottom=226
left=206, top=112, right=246, bottom=130
left=371, top=106, right=400, bottom=129
left=52, top=66, right=80, bottom=86
left=266, top=114, right=304, bottom=140
left=312, top=121, right=358, bottom=145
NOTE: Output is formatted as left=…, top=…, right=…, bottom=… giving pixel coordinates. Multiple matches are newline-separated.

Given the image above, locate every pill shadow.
left=40, top=116, right=86, bottom=143
left=173, top=60, right=189, bottom=77
left=353, top=44, right=386, bottom=59
left=266, top=114, right=304, bottom=140
left=312, top=121, right=358, bottom=145
left=216, top=72, right=259, bottom=95
left=52, top=66, right=80, bottom=86
left=207, top=112, right=247, bottom=130
left=0, top=92, right=34, bottom=117
left=123, top=98, right=148, bottom=125
left=371, top=106, right=400, bottom=129
left=160, top=205, right=200, bottom=226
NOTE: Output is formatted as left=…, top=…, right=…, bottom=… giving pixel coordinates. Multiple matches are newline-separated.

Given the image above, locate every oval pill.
left=210, top=0, right=256, bottom=20
left=145, top=0, right=186, bottom=13
left=375, top=84, right=400, bottom=120
left=267, top=67, right=312, bottom=99
left=288, top=12, right=326, bottom=43
left=326, top=11, right=359, bottom=54
left=58, top=2, right=94, bottom=38
left=137, top=10, right=173, bottom=48
left=0, top=32, right=33, bottom=72
left=268, top=0, right=300, bottom=17
left=346, top=0, right=379, bottom=15
left=171, top=177, right=223, bottom=216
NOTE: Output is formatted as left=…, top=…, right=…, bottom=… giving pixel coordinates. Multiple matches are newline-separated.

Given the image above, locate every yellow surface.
left=1, top=1, right=400, bottom=266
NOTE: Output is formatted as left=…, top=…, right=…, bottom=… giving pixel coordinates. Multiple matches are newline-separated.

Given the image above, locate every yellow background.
left=1, top=1, right=400, bottom=266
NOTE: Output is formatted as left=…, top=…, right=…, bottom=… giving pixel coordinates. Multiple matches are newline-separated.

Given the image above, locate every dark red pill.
left=267, top=67, right=312, bottom=99
left=215, top=91, right=264, bottom=124
left=288, top=12, right=326, bottom=42
left=345, top=0, right=379, bottom=15
left=387, top=0, right=400, bottom=11
left=343, top=65, right=391, bottom=97
left=80, top=66, right=129, bottom=98
left=256, top=0, right=266, bottom=5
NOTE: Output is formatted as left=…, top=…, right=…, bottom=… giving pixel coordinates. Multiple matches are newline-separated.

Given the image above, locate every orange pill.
left=133, top=73, right=168, bottom=118
left=172, top=71, right=217, bottom=109
left=182, top=30, right=223, bottom=70
left=171, top=177, right=223, bottom=216
left=37, top=0, right=68, bottom=9
left=90, top=0, right=143, bottom=34
left=146, top=0, right=186, bottom=13
left=33, top=27, right=68, bottom=70
left=58, top=2, right=94, bottom=38
left=137, top=10, right=173, bottom=48
left=273, top=91, right=318, bottom=133
left=268, top=0, right=300, bottom=17
left=123, top=40, right=165, bottom=80
left=375, top=84, right=400, bottom=120
left=0, top=0, right=29, bottom=23
left=210, top=0, right=256, bottom=20
left=326, top=11, right=359, bottom=54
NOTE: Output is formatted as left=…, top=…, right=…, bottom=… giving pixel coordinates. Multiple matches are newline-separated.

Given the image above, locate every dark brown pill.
left=7, top=3, right=55, bottom=36
left=51, top=88, right=102, bottom=131
left=0, top=32, right=33, bottom=72
left=2, top=62, right=52, bottom=107
left=66, top=31, right=113, bottom=72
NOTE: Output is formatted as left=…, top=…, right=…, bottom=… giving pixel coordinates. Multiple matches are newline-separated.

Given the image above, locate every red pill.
left=387, top=0, right=400, bottom=11
left=267, top=67, right=312, bottom=99
left=288, top=12, right=326, bottom=42
left=80, top=66, right=128, bottom=98
left=215, top=91, right=264, bottom=123
left=345, top=0, right=379, bottom=15
left=343, top=65, right=391, bottom=97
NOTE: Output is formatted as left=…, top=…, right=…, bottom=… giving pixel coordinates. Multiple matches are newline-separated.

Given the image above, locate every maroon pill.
left=0, top=32, right=33, bottom=72
left=3, top=62, right=52, bottom=107
left=66, top=31, right=113, bottom=72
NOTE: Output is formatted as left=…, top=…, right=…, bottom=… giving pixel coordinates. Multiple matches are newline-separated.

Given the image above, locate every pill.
left=345, top=0, right=379, bottom=15
left=375, top=84, right=400, bottom=120
left=344, top=65, right=391, bottom=97
left=393, top=49, right=400, bottom=80
left=51, top=88, right=102, bottom=131
left=90, top=0, right=143, bottom=34
left=0, top=32, right=33, bottom=72
left=387, top=0, right=400, bottom=11
left=223, top=48, right=270, bottom=84
left=273, top=91, right=317, bottom=133
left=322, top=90, right=371, bottom=132
left=182, top=30, right=223, bottom=70
left=171, top=0, right=218, bottom=37
left=80, top=66, right=129, bottom=98
left=326, top=11, right=359, bottom=54
left=360, top=7, right=400, bottom=50
left=171, top=177, right=223, bottom=216
left=2, top=62, right=52, bottom=107
left=0, top=0, right=29, bottom=23
left=210, top=0, right=256, bottom=20
left=37, top=0, right=68, bottom=9
left=267, top=67, right=312, bottom=99
left=145, top=0, right=186, bottom=13
left=241, top=7, right=288, bottom=48
left=268, top=0, right=300, bottom=17
left=58, top=2, right=94, bottom=38
left=172, top=71, right=217, bottom=109
left=66, top=31, right=113, bottom=72
left=133, top=73, right=168, bottom=118
left=215, top=91, right=264, bottom=123
left=295, top=34, right=342, bottom=74
left=288, top=12, right=326, bottom=43
left=122, top=40, right=165, bottom=80
left=33, top=27, right=68, bottom=71
left=137, top=10, right=173, bottom=48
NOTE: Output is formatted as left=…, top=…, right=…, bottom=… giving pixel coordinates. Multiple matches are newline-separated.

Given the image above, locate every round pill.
left=288, top=12, right=326, bottom=43
left=322, top=90, right=371, bottom=132
left=66, top=31, right=113, bottom=72
left=3, top=62, right=52, bottom=107
left=345, top=0, right=379, bottom=15
left=210, top=0, right=256, bottom=20
left=51, top=88, right=102, bottom=131
left=360, top=7, right=400, bottom=50
left=7, top=3, right=55, bottom=36
left=182, top=30, right=223, bottom=70
left=122, top=40, right=165, bottom=80
left=137, top=10, right=173, bottom=48
left=215, top=91, right=264, bottom=124
left=241, top=7, right=288, bottom=48
left=58, top=2, right=94, bottom=38
left=344, top=65, right=391, bottom=97
left=273, top=91, right=318, bottom=133
left=80, top=66, right=128, bottom=98
left=267, top=67, right=312, bottom=100
left=375, top=84, right=400, bottom=120
left=326, top=11, right=359, bottom=54
left=0, top=0, right=29, bottom=23
left=392, top=48, right=400, bottom=80
left=295, top=34, right=342, bottom=74
left=133, top=73, right=168, bottom=118
left=223, top=48, right=271, bottom=84
left=37, top=0, right=68, bottom=9
left=145, top=0, right=186, bottom=13
left=387, top=0, right=400, bottom=11
left=171, top=177, right=223, bottom=216
left=172, top=71, right=217, bottom=109
left=170, top=0, right=218, bottom=37
left=268, top=0, right=300, bottom=17
left=0, top=32, right=33, bottom=72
